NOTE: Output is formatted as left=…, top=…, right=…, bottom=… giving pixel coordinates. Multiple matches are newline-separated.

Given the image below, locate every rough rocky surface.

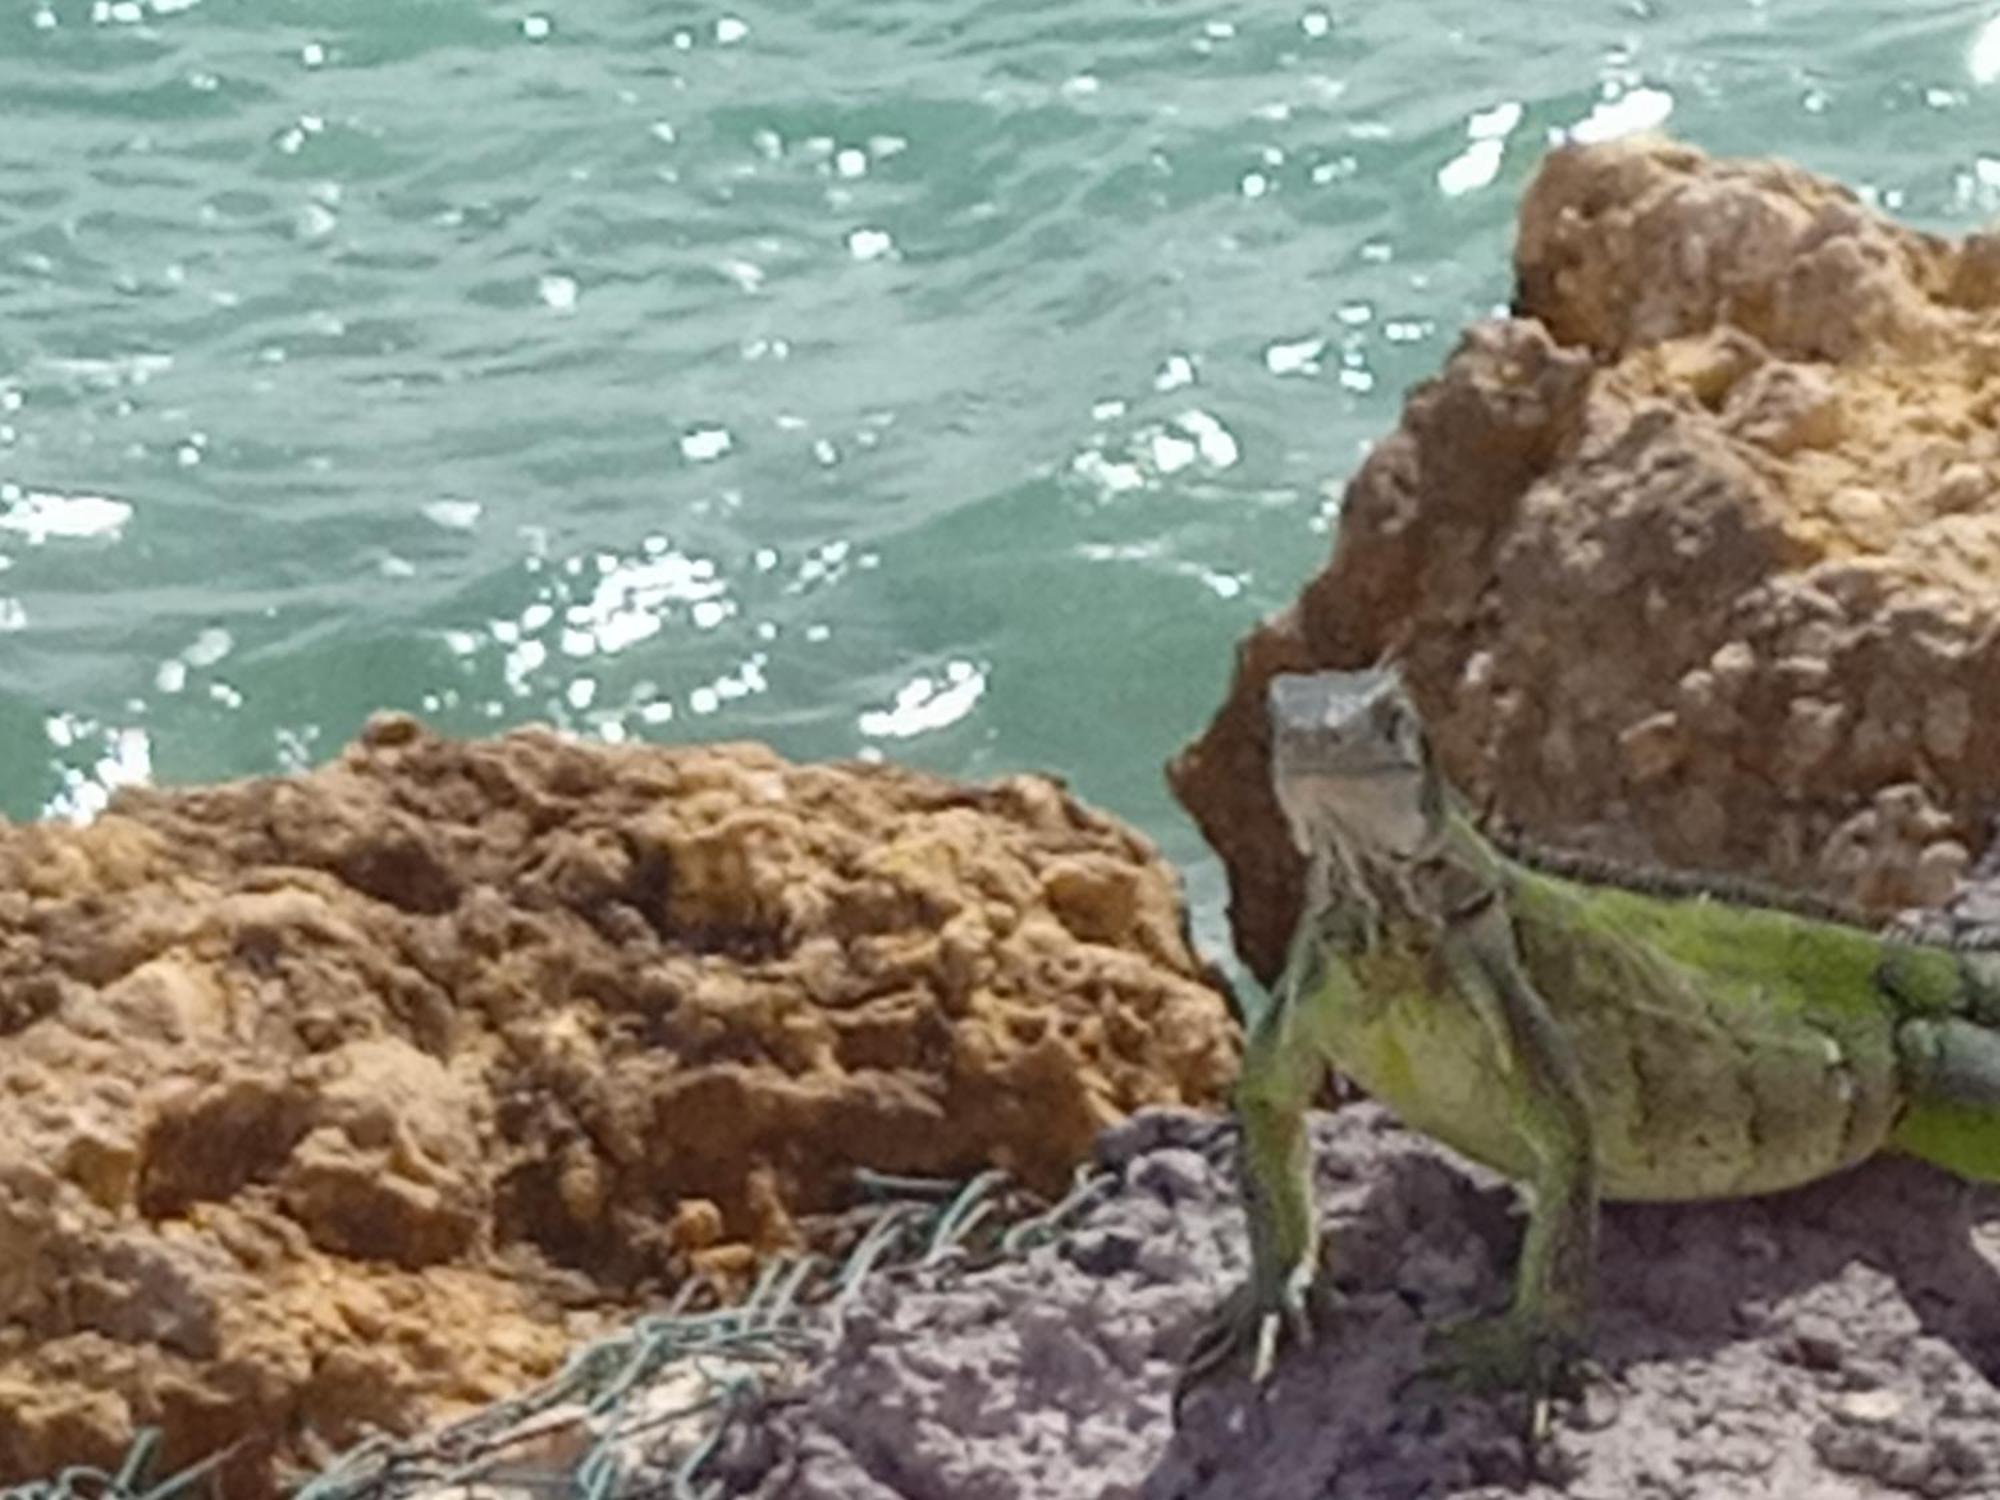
left=0, top=718, right=1237, bottom=1492
left=719, top=1106, right=2000, bottom=1500
left=1171, top=133, right=2000, bottom=983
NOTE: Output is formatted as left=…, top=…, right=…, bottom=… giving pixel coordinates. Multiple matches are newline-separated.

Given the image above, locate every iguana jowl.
left=1183, top=666, right=2000, bottom=1400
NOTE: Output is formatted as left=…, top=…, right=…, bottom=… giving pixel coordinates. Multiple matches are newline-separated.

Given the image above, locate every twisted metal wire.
left=8, top=1160, right=1113, bottom=1500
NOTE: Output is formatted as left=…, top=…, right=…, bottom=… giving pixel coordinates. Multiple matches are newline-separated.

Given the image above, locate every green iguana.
left=1180, top=666, right=2000, bottom=1407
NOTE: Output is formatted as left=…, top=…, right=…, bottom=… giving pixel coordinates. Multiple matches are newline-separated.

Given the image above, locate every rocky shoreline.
left=12, top=135, right=2000, bottom=1500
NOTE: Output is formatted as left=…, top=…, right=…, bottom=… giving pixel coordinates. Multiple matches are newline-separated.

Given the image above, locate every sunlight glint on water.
left=1, top=0, right=1997, bottom=958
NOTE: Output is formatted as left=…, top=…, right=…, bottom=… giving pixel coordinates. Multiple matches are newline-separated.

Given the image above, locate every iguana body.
left=1182, top=668, right=2000, bottom=1401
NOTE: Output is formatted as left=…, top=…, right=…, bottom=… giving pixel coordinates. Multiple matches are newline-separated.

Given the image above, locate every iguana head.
left=1267, top=668, right=1436, bottom=862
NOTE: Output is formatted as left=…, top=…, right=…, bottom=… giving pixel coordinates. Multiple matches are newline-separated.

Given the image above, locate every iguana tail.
left=1894, top=1017, right=2000, bottom=1183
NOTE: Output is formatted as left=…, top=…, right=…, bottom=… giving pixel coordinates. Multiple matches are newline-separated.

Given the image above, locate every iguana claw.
left=1422, top=1309, right=1587, bottom=1404
left=1172, top=1273, right=1315, bottom=1419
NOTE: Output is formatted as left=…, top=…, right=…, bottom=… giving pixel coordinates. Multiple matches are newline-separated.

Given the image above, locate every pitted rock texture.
left=718, top=1107, right=2000, bottom=1500
left=0, top=718, right=1236, bottom=1492
left=1171, top=134, right=2000, bottom=984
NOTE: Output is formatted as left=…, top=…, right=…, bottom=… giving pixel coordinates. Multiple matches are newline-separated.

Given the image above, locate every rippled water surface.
left=4, top=0, right=1999, bottom=950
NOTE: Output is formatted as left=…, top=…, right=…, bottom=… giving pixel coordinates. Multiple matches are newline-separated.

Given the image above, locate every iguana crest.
left=1267, top=665, right=1912, bottom=940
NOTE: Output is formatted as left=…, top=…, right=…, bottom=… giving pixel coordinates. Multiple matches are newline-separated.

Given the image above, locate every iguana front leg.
left=1176, top=864, right=1598, bottom=1410
left=1430, top=889, right=1599, bottom=1396
left=1176, top=915, right=1350, bottom=1407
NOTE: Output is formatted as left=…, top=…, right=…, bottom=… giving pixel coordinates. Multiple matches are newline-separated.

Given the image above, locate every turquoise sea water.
left=3, top=0, right=1999, bottom=956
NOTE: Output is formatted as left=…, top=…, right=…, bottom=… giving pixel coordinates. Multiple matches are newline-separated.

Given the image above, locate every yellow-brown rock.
left=1172, top=135, right=2000, bottom=983
left=0, top=719, right=1236, bottom=1490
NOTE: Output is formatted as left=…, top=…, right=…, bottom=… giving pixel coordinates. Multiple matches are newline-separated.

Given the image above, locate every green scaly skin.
left=1178, top=668, right=2000, bottom=1411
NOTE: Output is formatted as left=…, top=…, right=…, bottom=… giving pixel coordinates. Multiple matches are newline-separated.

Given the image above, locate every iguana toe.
left=1423, top=1309, right=1585, bottom=1400
left=1172, top=1276, right=1315, bottom=1420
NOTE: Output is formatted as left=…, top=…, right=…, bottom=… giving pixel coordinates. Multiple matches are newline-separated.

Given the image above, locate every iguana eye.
left=1380, top=700, right=1421, bottom=754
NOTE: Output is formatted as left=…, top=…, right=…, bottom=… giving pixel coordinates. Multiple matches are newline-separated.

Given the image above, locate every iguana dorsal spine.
left=1483, top=823, right=1884, bottom=934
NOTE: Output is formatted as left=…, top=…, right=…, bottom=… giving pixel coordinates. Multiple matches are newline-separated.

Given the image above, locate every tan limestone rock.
left=1172, top=135, right=2000, bottom=982
left=0, top=720, right=1235, bottom=1491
